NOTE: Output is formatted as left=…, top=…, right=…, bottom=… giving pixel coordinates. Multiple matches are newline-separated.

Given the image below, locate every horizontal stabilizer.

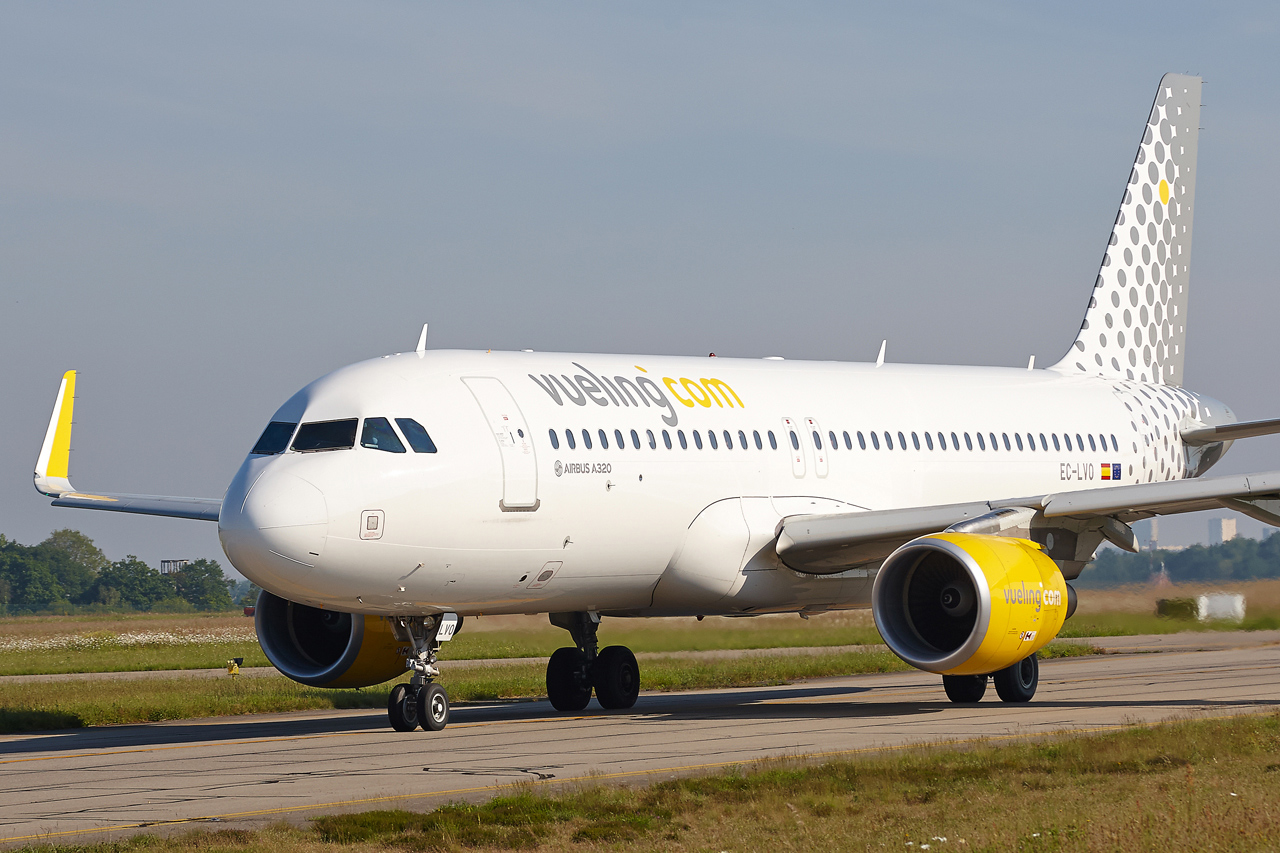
left=1181, top=417, right=1280, bottom=446
left=32, top=370, right=222, bottom=523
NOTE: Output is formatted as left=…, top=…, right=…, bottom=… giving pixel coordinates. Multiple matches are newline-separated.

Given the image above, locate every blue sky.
left=2, top=3, right=1278, bottom=569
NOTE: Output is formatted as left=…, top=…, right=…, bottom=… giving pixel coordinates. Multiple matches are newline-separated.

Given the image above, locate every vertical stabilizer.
left=1053, top=74, right=1201, bottom=384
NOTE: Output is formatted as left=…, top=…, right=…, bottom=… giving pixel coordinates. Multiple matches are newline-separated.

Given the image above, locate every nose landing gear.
left=546, top=612, right=641, bottom=712
left=387, top=613, right=459, bottom=732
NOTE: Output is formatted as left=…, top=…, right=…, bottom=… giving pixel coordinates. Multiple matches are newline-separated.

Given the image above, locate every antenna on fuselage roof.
left=875, top=339, right=886, bottom=368
left=415, top=323, right=428, bottom=354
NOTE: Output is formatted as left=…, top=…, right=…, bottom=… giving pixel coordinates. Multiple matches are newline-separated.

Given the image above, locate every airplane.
left=32, top=73, right=1280, bottom=733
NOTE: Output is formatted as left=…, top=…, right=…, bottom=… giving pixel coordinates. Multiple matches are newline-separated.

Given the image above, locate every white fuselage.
left=217, top=350, right=1232, bottom=618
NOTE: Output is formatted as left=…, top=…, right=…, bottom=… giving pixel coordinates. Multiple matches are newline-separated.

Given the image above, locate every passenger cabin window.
left=897, top=431, right=906, bottom=450
left=694, top=431, right=704, bottom=450
left=647, top=429, right=657, bottom=449
left=963, top=432, right=971, bottom=450
left=976, top=433, right=986, bottom=451
left=844, top=431, right=853, bottom=450
left=549, top=429, right=560, bottom=450
left=925, top=432, right=934, bottom=450
left=630, top=429, right=641, bottom=449
left=768, top=431, right=778, bottom=450
left=395, top=418, right=438, bottom=453
left=663, top=430, right=672, bottom=449
left=753, top=430, right=763, bottom=450
left=812, top=431, right=822, bottom=450
left=565, top=429, right=576, bottom=449
left=1014, top=433, right=1023, bottom=451
left=739, top=430, right=749, bottom=450
left=292, top=419, right=358, bottom=452
left=829, top=430, right=838, bottom=450
left=911, top=432, right=920, bottom=450
left=1088, top=434, right=1097, bottom=451
left=678, top=430, right=688, bottom=449
left=598, top=429, right=609, bottom=449
left=1052, top=434, right=1061, bottom=451
left=1064, top=434, right=1072, bottom=451
left=790, top=431, right=800, bottom=450
left=361, top=417, right=406, bottom=453
left=871, top=431, right=880, bottom=450
left=858, top=431, right=867, bottom=450
left=251, top=421, right=296, bottom=455
left=582, top=429, right=593, bottom=449
left=616, top=429, right=626, bottom=449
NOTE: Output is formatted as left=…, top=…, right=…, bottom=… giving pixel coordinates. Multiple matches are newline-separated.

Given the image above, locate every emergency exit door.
left=462, top=377, right=539, bottom=510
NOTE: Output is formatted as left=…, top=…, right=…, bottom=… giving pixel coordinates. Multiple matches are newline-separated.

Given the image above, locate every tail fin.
left=1053, top=73, right=1201, bottom=385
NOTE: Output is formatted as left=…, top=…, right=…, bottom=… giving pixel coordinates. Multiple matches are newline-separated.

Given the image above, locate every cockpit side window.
left=292, top=419, right=358, bottom=452
left=395, top=418, right=438, bottom=453
left=251, top=421, right=296, bottom=455
left=361, top=417, right=406, bottom=453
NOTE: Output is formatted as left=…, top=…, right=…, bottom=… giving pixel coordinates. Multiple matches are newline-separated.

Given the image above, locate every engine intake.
left=872, top=533, right=1069, bottom=676
left=255, top=590, right=409, bottom=688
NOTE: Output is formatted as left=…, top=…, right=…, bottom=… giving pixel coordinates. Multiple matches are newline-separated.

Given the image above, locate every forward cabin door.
left=462, top=377, right=539, bottom=511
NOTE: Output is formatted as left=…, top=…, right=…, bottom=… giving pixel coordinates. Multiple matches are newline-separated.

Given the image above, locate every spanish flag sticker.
left=1101, top=463, right=1111, bottom=480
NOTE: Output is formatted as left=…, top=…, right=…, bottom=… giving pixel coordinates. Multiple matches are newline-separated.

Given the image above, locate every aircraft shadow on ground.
left=2, top=683, right=1275, bottom=756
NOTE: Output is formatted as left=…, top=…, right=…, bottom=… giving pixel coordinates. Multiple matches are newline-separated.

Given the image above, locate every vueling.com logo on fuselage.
left=528, top=363, right=744, bottom=427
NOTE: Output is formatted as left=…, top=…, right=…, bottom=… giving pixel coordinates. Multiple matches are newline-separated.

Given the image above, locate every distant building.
left=1140, top=518, right=1160, bottom=550
left=160, top=559, right=191, bottom=575
left=1208, top=518, right=1237, bottom=546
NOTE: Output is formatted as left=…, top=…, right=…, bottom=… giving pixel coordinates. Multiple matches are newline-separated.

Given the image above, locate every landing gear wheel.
left=417, top=682, right=450, bottom=731
left=993, top=654, right=1038, bottom=702
left=546, top=647, right=592, bottom=711
left=942, top=674, right=988, bottom=703
left=592, top=646, right=640, bottom=710
left=388, top=683, right=420, bottom=731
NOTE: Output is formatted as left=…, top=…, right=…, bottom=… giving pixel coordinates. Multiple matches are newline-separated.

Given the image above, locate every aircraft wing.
left=33, top=371, right=223, bottom=523
left=776, top=469, right=1280, bottom=574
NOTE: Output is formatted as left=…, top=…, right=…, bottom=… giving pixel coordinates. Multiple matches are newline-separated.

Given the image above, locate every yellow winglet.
left=34, top=370, right=76, bottom=496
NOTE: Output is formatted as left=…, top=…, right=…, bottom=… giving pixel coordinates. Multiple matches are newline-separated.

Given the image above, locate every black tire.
left=546, top=647, right=592, bottom=711
left=388, top=683, right=419, bottom=732
left=417, top=683, right=450, bottom=731
left=942, top=674, right=988, bottom=703
left=993, top=654, right=1039, bottom=702
left=592, top=646, right=640, bottom=710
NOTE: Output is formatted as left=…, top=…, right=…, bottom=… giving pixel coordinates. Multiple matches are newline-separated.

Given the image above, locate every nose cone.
left=220, top=468, right=329, bottom=583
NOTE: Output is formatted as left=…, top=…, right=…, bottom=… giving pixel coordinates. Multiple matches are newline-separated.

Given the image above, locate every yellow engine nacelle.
left=872, top=533, right=1069, bottom=676
left=254, top=590, right=410, bottom=688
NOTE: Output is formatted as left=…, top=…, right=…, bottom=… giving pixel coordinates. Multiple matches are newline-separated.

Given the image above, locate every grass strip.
left=0, top=644, right=1098, bottom=733
left=0, top=650, right=912, bottom=732
left=13, top=712, right=1280, bottom=851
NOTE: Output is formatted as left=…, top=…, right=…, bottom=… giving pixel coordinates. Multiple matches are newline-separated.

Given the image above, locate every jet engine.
left=872, top=533, right=1070, bottom=676
left=254, top=590, right=410, bottom=688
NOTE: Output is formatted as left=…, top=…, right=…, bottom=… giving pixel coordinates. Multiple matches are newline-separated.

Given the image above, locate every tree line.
left=0, top=529, right=239, bottom=615
left=1076, top=533, right=1280, bottom=588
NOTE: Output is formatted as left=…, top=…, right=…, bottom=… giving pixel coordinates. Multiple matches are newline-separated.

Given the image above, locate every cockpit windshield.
left=395, top=418, right=438, bottom=453
left=361, top=417, right=406, bottom=453
left=292, top=419, right=358, bottom=452
left=251, top=421, right=296, bottom=455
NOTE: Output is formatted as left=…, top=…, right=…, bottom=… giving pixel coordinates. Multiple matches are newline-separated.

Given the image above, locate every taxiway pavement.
left=2, top=638, right=1278, bottom=847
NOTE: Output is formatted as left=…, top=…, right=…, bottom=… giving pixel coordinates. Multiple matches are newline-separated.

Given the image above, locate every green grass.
left=0, top=642, right=271, bottom=677
left=1057, top=611, right=1280, bottom=638
left=0, top=649, right=912, bottom=733
left=0, top=644, right=1102, bottom=733
left=13, top=713, right=1280, bottom=851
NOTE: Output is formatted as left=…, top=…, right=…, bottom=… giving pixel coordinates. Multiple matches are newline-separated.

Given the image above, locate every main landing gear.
left=942, top=653, right=1039, bottom=704
left=387, top=612, right=460, bottom=732
left=545, top=612, right=640, bottom=712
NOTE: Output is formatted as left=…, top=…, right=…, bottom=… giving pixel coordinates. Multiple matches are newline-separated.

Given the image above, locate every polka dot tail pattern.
left=1054, top=74, right=1201, bottom=386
